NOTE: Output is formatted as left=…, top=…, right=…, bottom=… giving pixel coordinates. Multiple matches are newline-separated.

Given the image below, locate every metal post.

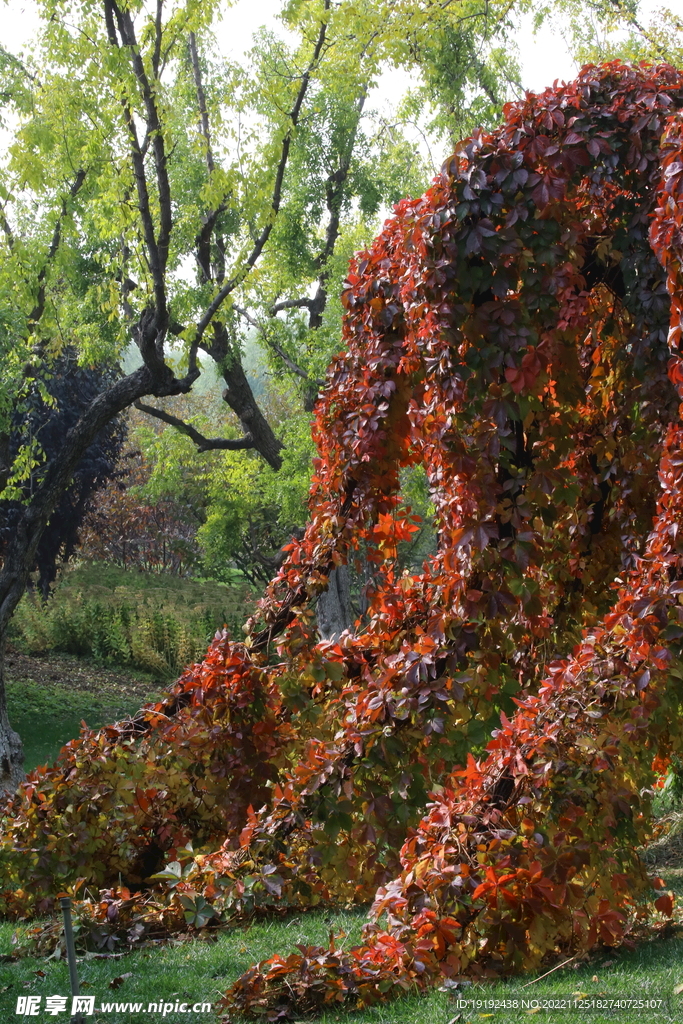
left=60, top=898, right=84, bottom=1024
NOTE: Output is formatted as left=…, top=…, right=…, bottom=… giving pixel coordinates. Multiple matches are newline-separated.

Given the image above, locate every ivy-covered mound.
left=3, top=60, right=683, bottom=1014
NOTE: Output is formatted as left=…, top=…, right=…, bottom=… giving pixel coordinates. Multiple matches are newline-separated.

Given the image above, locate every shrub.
left=10, top=563, right=253, bottom=678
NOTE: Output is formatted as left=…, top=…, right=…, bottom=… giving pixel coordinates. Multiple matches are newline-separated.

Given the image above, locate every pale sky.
left=1, top=0, right=579, bottom=93
left=2, top=0, right=669, bottom=88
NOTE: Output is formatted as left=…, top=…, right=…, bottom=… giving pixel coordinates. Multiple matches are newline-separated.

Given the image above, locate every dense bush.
left=78, top=447, right=203, bottom=577
left=0, top=352, right=126, bottom=598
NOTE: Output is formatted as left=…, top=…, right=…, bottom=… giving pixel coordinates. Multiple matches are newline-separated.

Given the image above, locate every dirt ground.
left=5, top=644, right=162, bottom=703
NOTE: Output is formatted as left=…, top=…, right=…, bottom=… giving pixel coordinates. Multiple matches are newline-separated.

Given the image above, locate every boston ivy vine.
left=2, top=60, right=683, bottom=1017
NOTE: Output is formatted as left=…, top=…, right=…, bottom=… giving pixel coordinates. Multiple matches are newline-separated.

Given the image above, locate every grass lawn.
left=3, top=640, right=683, bottom=1022
left=5, top=652, right=160, bottom=772
left=1, top=890, right=682, bottom=1023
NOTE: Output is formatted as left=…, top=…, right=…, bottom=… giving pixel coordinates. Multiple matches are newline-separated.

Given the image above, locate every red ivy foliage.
left=3, top=61, right=683, bottom=1015
left=0, top=637, right=292, bottom=906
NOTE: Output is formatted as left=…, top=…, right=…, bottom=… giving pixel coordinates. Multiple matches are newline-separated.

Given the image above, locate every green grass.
left=5, top=676, right=157, bottom=773
left=2, top=881, right=683, bottom=1024
left=0, top=908, right=367, bottom=1023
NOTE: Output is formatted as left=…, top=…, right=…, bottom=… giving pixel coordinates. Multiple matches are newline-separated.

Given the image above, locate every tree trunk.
left=316, top=565, right=352, bottom=641
left=0, top=638, right=23, bottom=793
left=205, top=324, right=283, bottom=470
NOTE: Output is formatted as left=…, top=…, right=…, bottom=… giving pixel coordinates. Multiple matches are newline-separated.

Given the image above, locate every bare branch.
left=135, top=400, right=255, bottom=452
left=186, top=340, right=200, bottom=379
left=28, top=168, right=86, bottom=328
left=269, top=297, right=313, bottom=315
left=379, top=115, right=438, bottom=177
left=195, top=204, right=226, bottom=284
left=188, top=32, right=215, bottom=175
left=193, top=1, right=332, bottom=348
left=233, top=304, right=321, bottom=385
left=153, top=0, right=163, bottom=78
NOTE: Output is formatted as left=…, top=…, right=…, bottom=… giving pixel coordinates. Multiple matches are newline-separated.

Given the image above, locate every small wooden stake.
left=60, top=898, right=84, bottom=1024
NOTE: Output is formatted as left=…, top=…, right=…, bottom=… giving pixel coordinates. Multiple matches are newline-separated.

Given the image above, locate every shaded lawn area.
left=4, top=649, right=160, bottom=772
left=1, top=882, right=683, bottom=1024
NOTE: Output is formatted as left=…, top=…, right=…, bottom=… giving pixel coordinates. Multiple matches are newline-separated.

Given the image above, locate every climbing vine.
left=2, top=60, right=683, bottom=1016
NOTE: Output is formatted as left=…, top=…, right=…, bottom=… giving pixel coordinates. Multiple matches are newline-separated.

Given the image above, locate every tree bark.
left=204, top=324, right=283, bottom=470
left=316, top=565, right=352, bottom=641
left=0, top=639, right=23, bottom=793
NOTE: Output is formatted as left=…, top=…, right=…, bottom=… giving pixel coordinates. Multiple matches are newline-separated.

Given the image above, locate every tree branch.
left=116, top=3, right=172, bottom=271
left=134, top=400, right=255, bottom=452
left=590, top=0, right=672, bottom=60
left=28, top=168, right=86, bottom=328
left=195, top=205, right=226, bottom=284
left=104, top=0, right=167, bottom=328
left=0, top=43, right=40, bottom=85
left=188, top=32, right=226, bottom=286
left=0, top=207, right=15, bottom=251
left=107, top=0, right=172, bottom=328
left=153, top=0, right=163, bottom=79
left=188, top=31, right=215, bottom=175
left=265, top=86, right=366, bottom=343
left=233, top=304, right=314, bottom=382
left=193, top=1, right=331, bottom=348
left=269, top=297, right=313, bottom=315
left=308, top=87, right=366, bottom=329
